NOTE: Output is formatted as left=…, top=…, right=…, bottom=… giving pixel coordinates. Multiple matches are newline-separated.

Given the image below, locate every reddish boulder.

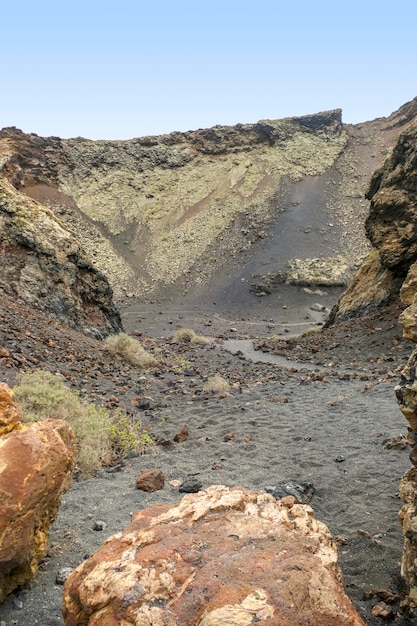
left=63, top=485, right=364, bottom=625
left=0, top=384, right=76, bottom=602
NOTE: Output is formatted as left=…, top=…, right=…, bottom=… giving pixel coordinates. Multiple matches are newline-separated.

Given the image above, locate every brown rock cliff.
left=328, top=109, right=417, bottom=324
left=0, top=174, right=122, bottom=337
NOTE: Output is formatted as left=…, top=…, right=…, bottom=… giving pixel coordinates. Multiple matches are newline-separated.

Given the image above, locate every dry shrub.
left=302, top=326, right=322, bottom=337
left=104, top=332, right=158, bottom=367
left=173, top=328, right=210, bottom=344
left=14, top=370, right=153, bottom=478
left=203, top=374, right=230, bottom=394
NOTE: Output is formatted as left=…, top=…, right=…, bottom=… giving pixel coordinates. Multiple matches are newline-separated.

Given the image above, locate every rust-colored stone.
left=0, top=415, right=76, bottom=601
left=173, top=424, right=189, bottom=443
left=371, top=601, right=393, bottom=619
left=63, top=485, right=365, bottom=625
left=0, top=383, right=21, bottom=436
left=135, top=468, right=165, bottom=492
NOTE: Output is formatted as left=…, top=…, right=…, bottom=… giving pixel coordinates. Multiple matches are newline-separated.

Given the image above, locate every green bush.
left=104, top=332, right=158, bottom=367
left=14, top=370, right=153, bottom=478
left=110, top=411, right=154, bottom=457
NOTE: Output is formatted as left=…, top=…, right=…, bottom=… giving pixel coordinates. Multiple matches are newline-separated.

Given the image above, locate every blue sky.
left=2, top=1, right=416, bottom=140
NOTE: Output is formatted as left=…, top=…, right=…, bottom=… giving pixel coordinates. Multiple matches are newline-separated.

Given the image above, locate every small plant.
left=172, top=328, right=210, bottom=345
left=13, top=371, right=154, bottom=478
left=169, top=355, right=193, bottom=374
left=378, top=353, right=391, bottom=363
left=104, top=333, right=158, bottom=367
left=110, top=411, right=154, bottom=457
left=203, top=374, right=230, bottom=394
left=268, top=334, right=282, bottom=342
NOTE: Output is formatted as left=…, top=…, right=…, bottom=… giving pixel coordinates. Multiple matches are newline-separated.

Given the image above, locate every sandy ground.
left=0, top=288, right=414, bottom=625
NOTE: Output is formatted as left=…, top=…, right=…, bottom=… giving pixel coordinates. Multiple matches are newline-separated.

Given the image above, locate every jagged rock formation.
left=0, top=174, right=122, bottom=337
left=328, top=112, right=417, bottom=323
left=1, top=101, right=415, bottom=307
left=0, top=383, right=75, bottom=602
left=334, top=112, right=417, bottom=616
left=393, top=146, right=417, bottom=613
left=396, top=331, right=417, bottom=616
left=62, top=485, right=365, bottom=625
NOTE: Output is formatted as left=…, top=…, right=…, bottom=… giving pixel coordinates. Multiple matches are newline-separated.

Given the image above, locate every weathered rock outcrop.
left=329, top=114, right=417, bottom=323
left=396, top=349, right=417, bottom=616
left=365, top=121, right=417, bottom=270
left=62, top=485, right=365, bottom=626
left=2, top=102, right=415, bottom=305
left=0, top=383, right=76, bottom=602
left=325, top=249, right=403, bottom=325
left=0, top=174, right=122, bottom=337
left=354, top=115, right=417, bottom=616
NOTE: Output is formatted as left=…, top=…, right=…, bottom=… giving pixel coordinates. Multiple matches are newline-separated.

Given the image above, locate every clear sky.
left=2, top=0, right=416, bottom=140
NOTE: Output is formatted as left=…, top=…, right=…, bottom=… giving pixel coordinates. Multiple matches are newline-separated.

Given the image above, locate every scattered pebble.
left=55, top=567, right=74, bottom=585
left=264, top=482, right=315, bottom=504
left=173, top=425, right=189, bottom=443
left=371, top=601, right=393, bottom=619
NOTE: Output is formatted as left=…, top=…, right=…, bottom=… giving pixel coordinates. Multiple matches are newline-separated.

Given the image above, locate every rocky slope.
left=3, top=101, right=417, bottom=623
left=255, top=102, right=417, bottom=617
left=360, top=113, right=417, bottom=617
left=2, top=100, right=416, bottom=310
left=0, top=175, right=122, bottom=337
left=328, top=111, right=417, bottom=323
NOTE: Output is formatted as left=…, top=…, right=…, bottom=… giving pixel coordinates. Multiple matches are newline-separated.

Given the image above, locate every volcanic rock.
left=0, top=174, right=122, bottom=337
left=0, top=384, right=76, bottom=602
left=326, top=249, right=401, bottom=323
left=329, top=113, right=417, bottom=324
left=324, top=109, right=417, bottom=618
left=173, top=424, right=189, bottom=442
left=386, top=120, right=417, bottom=615
left=365, top=119, right=417, bottom=270
left=135, top=468, right=165, bottom=492
left=2, top=101, right=415, bottom=304
left=264, top=481, right=315, bottom=504
left=62, top=485, right=365, bottom=625
left=0, top=382, right=21, bottom=435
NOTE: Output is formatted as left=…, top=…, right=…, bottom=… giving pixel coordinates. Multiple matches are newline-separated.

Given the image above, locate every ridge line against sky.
left=2, top=0, right=417, bottom=140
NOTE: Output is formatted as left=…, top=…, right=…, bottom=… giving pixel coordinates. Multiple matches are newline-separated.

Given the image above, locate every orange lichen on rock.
left=0, top=393, right=76, bottom=602
left=63, top=485, right=365, bottom=625
left=0, top=382, right=21, bottom=435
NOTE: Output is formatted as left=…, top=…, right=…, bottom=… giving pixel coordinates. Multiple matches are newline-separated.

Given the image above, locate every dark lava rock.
left=264, top=482, right=315, bottom=504
left=178, top=477, right=203, bottom=493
